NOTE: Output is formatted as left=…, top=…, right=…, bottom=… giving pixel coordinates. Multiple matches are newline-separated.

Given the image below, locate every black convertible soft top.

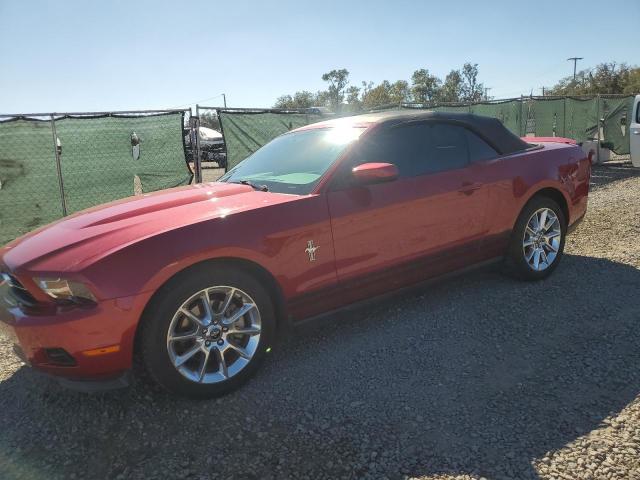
left=319, top=110, right=531, bottom=155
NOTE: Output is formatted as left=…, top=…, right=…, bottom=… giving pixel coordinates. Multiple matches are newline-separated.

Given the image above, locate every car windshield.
left=219, top=126, right=365, bottom=194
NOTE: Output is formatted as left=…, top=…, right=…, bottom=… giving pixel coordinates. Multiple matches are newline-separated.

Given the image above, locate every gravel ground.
left=1, top=160, right=640, bottom=480
left=201, top=166, right=225, bottom=183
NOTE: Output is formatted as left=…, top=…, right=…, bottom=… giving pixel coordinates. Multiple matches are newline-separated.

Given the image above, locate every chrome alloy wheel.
left=166, top=286, right=261, bottom=384
left=522, top=207, right=562, bottom=272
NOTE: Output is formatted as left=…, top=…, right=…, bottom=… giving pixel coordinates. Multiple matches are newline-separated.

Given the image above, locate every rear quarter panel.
left=481, top=142, right=590, bottom=256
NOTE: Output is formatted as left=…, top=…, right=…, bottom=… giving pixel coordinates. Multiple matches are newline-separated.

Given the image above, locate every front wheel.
left=505, top=196, right=567, bottom=280
left=139, top=267, right=275, bottom=398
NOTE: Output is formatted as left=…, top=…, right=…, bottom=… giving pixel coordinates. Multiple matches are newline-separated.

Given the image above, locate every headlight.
left=34, top=277, right=97, bottom=303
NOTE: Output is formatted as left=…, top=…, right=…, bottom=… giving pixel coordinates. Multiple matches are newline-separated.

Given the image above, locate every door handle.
left=459, top=182, right=481, bottom=195
left=633, top=130, right=640, bottom=135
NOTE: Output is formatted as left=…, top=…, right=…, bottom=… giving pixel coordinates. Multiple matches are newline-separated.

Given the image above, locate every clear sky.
left=1, top=0, right=638, bottom=114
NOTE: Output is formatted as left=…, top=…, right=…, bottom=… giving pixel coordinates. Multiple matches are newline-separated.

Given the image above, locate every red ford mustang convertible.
left=0, top=111, right=590, bottom=397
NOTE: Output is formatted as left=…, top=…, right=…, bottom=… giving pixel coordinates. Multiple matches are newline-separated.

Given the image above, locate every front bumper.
left=0, top=280, right=149, bottom=383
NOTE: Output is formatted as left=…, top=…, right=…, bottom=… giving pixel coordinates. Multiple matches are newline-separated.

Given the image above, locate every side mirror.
left=352, top=162, right=398, bottom=185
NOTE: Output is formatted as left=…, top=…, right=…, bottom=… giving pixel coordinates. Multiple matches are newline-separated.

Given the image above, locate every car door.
left=631, top=95, right=640, bottom=168
left=326, top=121, right=489, bottom=301
left=410, top=123, right=490, bottom=266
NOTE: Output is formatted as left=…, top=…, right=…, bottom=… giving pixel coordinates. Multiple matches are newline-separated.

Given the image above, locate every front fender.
left=83, top=224, right=278, bottom=301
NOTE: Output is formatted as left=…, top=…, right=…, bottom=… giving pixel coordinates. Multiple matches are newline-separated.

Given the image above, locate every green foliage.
left=273, top=91, right=316, bottom=109
left=460, top=63, right=484, bottom=102
left=361, top=81, right=392, bottom=109
left=411, top=69, right=441, bottom=104
left=389, top=80, right=411, bottom=104
left=623, top=68, right=640, bottom=94
left=199, top=111, right=221, bottom=130
left=546, top=62, right=640, bottom=96
left=321, top=68, right=350, bottom=112
left=315, top=90, right=331, bottom=108
left=344, top=85, right=362, bottom=112
left=273, top=63, right=490, bottom=110
left=273, top=60, right=638, bottom=112
left=438, top=70, right=464, bottom=103
left=360, top=80, right=410, bottom=109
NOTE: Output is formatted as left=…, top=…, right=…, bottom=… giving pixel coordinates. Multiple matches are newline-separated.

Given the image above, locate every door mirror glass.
left=352, top=162, right=398, bottom=185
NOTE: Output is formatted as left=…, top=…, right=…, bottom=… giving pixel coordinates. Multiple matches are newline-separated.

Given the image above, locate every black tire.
left=505, top=195, right=567, bottom=281
left=139, top=265, right=276, bottom=399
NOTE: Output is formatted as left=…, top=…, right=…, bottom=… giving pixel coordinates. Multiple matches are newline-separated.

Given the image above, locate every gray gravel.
left=1, top=160, right=640, bottom=480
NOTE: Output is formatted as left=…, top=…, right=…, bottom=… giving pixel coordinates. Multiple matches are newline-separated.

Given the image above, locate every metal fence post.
left=563, top=97, right=567, bottom=137
left=194, top=105, right=202, bottom=183
left=215, top=108, right=229, bottom=173
left=50, top=115, right=68, bottom=216
left=596, top=94, right=601, bottom=164
left=519, top=96, right=524, bottom=136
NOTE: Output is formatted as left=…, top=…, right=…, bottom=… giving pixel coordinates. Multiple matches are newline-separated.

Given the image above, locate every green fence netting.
left=528, top=98, right=566, bottom=137
left=0, top=118, right=64, bottom=244
left=55, top=113, right=190, bottom=213
left=423, top=96, right=633, bottom=153
left=216, top=96, right=635, bottom=173
left=218, top=110, right=324, bottom=170
left=469, top=100, right=522, bottom=135
left=0, top=111, right=191, bottom=245
left=565, top=97, right=599, bottom=146
left=601, top=96, right=635, bottom=155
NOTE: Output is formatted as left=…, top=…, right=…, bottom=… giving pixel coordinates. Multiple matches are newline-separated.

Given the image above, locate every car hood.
left=1, top=182, right=300, bottom=273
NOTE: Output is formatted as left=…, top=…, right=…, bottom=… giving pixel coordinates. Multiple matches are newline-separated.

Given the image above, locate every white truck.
left=631, top=95, right=640, bottom=167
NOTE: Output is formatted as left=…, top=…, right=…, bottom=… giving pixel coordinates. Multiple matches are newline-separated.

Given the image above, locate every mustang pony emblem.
left=305, top=240, right=319, bottom=262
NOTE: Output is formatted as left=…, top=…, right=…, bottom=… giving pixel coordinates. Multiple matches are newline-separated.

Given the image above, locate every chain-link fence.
left=3, top=96, right=634, bottom=246
left=204, top=95, right=635, bottom=175
left=0, top=109, right=192, bottom=245
left=407, top=95, right=634, bottom=154
left=198, top=106, right=325, bottom=171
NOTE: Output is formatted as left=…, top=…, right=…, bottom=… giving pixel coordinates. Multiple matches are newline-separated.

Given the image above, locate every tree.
left=411, top=69, right=441, bottom=104
left=314, top=90, right=331, bottom=108
left=273, top=90, right=316, bottom=109
left=199, top=111, right=221, bottom=131
left=389, top=80, right=411, bottom=104
left=546, top=62, right=640, bottom=95
left=321, top=68, right=350, bottom=111
left=438, top=70, right=463, bottom=103
left=359, top=80, right=412, bottom=110
left=345, top=85, right=362, bottom=112
left=274, top=61, right=496, bottom=110
left=361, top=81, right=392, bottom=110
left=274, top=94, right=294, bottom=109
left=460, top=63, right=484, bottom=102
left=292, top=91, right=315, bottom=108
left=361, top=81, right=374, bottom=97
left=623, top=68, right=640, bottom=94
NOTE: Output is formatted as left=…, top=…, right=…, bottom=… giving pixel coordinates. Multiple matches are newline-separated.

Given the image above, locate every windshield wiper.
left=233, top=179, right=269, bottom=192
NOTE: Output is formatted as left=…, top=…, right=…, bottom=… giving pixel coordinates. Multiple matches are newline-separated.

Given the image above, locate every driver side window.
left=352, top=123, right=433, bottom=178
left=332, top=121, right=485, bottom=190
left=353, top=122, right=472, bottom=178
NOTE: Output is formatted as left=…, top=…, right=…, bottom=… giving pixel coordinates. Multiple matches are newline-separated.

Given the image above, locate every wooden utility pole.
left=567, top=57, right=583, bottom=80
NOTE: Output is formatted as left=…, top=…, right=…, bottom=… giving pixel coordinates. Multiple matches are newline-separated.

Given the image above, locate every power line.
left=173, top=93, right=226, bottom=109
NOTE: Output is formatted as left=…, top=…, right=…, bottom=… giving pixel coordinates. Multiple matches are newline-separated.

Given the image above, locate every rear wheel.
left=505, top=196, right=567, bottom=280
left=140, top=267, right=275, bottom=398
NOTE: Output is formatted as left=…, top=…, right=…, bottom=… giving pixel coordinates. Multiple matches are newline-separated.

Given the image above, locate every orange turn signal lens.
left=82, top=345, right=120, bottom=357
